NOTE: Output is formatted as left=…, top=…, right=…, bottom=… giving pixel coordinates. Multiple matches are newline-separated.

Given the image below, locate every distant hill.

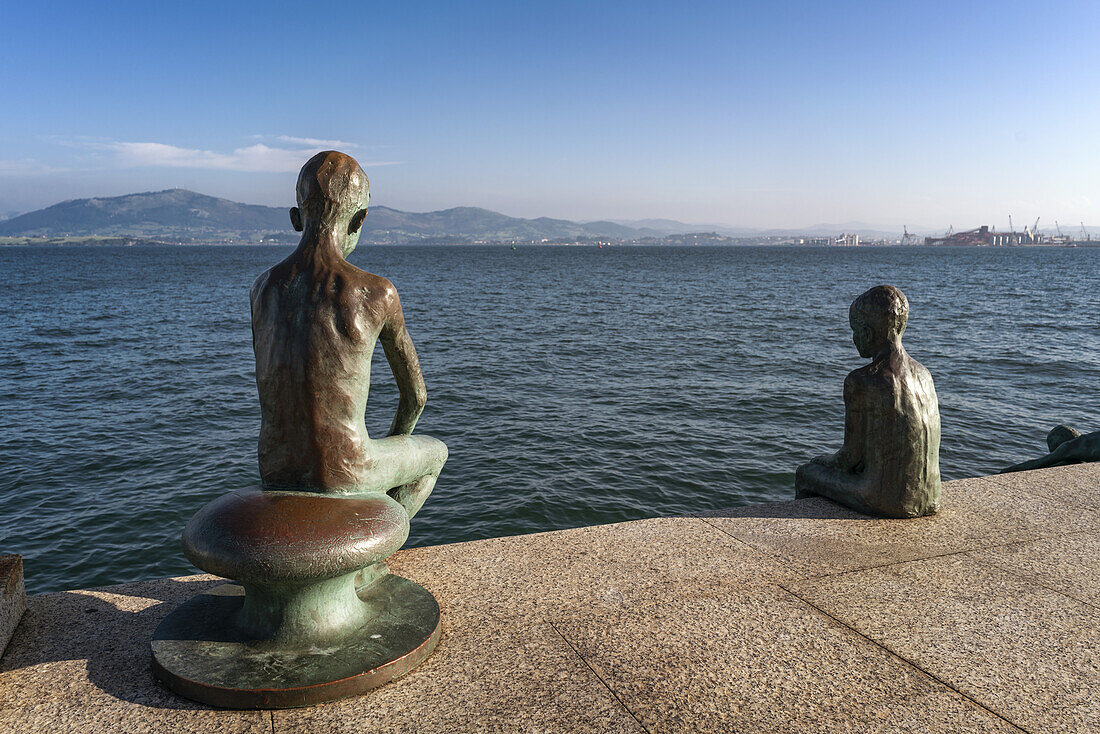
left=0, top=189, right=951, bottom=244
left=607, top=218, right=761, bottom=237
left=0, top=189, right=285, bottom=240
left=607, top=218, right=910, bottom=238
left=0, top=189, right=669, bottom=244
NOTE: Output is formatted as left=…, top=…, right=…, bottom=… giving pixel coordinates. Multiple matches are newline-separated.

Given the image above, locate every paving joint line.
left=778, top=584, right=1032, bottom=734
left=547, top=620, right=652, bottom=734
left=688, top=516, right=781, bottom=556
left=974, top=561, right=1100, bottom=613
left=697, top=515, right=1094, bottom=584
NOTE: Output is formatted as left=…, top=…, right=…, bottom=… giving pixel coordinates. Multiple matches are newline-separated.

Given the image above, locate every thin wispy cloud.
left=0, top=158, right=68, bottom=175
left=274, top=135, right=357, bottom=149
left=62, top=138, right=400, bottom=172
left=107, top=142, right=314, bottom=172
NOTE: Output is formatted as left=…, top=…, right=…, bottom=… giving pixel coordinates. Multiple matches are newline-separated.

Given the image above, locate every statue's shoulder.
left=845, top=362, right=896, bottom=400
left=249, top=264, right=281, bottom=303
left=349, top=268, right=400, bottom=311
left=904, top=352, right=932, bottom=378
left=846, top=363, right=882, bottom=386
left=906, top=356, right=937, bottom=400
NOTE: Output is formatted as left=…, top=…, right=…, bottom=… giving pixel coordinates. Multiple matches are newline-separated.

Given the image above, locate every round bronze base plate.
left=151, top=574, right=441, bottom=709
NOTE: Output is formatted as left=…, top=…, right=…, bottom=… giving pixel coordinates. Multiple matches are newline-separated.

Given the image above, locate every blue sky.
left=1, top=1, right=1098, bottom=229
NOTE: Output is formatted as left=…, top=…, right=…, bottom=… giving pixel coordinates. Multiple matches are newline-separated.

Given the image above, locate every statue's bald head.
left=290, top=151, right=370, bottom=254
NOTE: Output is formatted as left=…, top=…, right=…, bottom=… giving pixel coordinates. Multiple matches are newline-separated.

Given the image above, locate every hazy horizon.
left=0, top=185, right=1014, bottom=237
left=3, top=1, right=1099, bottom=230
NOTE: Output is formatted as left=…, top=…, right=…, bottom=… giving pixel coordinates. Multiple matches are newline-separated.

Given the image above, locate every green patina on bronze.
left=1001, top=424, right=1100, bottom=473
left=795, top=285, right=942, bottom=518
left=152, top=576, right=440, bottom=709
left=152, top=152, right=447, bottom=708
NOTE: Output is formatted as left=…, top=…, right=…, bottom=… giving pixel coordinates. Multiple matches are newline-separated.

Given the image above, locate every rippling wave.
left=1, top=244, right=1097, bottom=593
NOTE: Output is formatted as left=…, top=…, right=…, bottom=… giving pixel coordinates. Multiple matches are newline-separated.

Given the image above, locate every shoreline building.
left=797, top=233, right=860, bottom=246
left=925, top=225, right=1046, bottom=246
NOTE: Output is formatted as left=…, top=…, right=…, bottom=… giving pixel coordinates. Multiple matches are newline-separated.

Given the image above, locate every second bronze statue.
left=796, top=285, right=942, bottom=518
left=1001, top=424, right=1100, bottom=473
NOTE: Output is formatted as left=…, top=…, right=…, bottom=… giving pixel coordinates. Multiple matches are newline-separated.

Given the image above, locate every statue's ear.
left=290, top=207, right=303, bottom=232
left=349, top=208, right=367, bottom=235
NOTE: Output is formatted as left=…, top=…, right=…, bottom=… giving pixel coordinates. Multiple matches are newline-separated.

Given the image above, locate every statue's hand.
left=811, top=453, right=834, bottom=467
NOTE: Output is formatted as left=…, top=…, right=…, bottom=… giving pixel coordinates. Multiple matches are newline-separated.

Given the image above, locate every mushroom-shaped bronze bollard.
left=152, top=152, right=447, bottom=708
left=151, top=490, right=439, bottom=708
left=183, top=490, right=412, bottom=643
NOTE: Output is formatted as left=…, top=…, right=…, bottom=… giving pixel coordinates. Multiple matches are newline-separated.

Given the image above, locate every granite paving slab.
left=272, top=623, right=644, bottom=734
left=551, top=586, right=1019, bottom=733
left=785, top=555, right=1100, bottom=734
left=699, top=468, right=1100, bottom=577
left=0, top=701, right=271, bottom=734
left=965, top=531, right=1100, bottom=609
left=987, top=462, right=1100, bottom=511
left=0, top=574, right=272, bottom=732
left=387, top=516, right=794, bottom=629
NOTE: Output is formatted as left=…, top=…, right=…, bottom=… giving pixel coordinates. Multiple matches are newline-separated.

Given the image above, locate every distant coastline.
left=4, top=234, right=1099, bottom=248
left=3, top=188, right=1096, bottom=248
left=0, top=235, right=181, bottom=247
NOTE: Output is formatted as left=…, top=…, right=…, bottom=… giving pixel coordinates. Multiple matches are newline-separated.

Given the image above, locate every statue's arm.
left=828, top=374, right=865, bottom=472
left=248, top=273, right=264, bottom=352
left=1000, top=435, right=1089, bottom=473
left=248, top=272, right=274, bottom=368
left=379, top=288, right=427, bottom=436
left=1000, top=454, right=1060, bottom=473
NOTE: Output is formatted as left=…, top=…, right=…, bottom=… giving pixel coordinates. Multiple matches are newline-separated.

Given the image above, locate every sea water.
left=2, top=244, right=1097, bottom=593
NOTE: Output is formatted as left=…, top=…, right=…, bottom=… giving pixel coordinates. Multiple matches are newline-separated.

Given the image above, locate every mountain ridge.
left=0, top=189, right=671, bottom=243
left=7, top=188, right=1093, bottom=243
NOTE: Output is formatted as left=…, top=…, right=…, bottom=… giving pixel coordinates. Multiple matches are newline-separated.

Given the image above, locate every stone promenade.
left=1, top=464, right=1097, bottom=733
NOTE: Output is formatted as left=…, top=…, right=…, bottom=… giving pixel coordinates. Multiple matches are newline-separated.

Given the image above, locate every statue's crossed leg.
left=359, top=434, right=449, bottom=519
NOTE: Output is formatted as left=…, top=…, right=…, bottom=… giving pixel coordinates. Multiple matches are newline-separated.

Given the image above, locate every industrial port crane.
left=920, top=216, right=1089, bottom=248
left=1023, top=217, right=1040, bottom=244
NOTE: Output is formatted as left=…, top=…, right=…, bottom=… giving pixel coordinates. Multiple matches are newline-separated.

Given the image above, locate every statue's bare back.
left=253, top=260, right=395, bottom=489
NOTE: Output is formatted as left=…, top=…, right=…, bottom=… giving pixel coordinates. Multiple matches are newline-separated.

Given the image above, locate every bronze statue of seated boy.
left=796, top=285, right=941, bottom=518
left=153, top=152, right=446, bottom=708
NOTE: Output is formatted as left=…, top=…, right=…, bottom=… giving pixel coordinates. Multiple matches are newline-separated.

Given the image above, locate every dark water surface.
left=2, top=245, right=1098, bottom=593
